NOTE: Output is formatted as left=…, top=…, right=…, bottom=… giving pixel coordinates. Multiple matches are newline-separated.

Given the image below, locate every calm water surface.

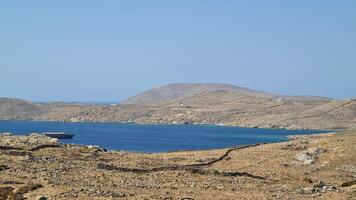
left=0, top=120, right=329, bottom=152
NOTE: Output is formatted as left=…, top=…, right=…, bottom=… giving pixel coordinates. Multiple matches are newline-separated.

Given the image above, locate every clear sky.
left=1, top=1, right=355, bottom=102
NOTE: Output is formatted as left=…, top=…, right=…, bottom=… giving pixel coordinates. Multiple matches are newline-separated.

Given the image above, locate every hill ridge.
left=121, top=83, right=275, bottom=105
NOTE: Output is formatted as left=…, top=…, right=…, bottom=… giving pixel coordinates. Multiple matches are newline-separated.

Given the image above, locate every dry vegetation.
left=0, top=131, right=355, bottom=199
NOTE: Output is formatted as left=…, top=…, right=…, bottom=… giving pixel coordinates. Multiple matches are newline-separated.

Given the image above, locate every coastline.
left=0, top=119, right=334, bottom=154
left=0, top=118, right=341, bottom=131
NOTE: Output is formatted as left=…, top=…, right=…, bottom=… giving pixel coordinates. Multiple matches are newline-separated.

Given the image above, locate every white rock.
left=296, top=153, right=315, bottom=165
left=70, top=118, right=79, bottom=122
left=29, top=133, right=41, bottom=137
left=87, top=145, right=100, bottom=149
left=304, top=159, right=315, bottom=165
left=50, top=138, right=59, bottom=143
left=296, top=153, right=312, bottom=162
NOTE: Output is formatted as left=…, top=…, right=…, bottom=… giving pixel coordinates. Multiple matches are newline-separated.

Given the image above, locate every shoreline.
left=0, top=129, right=337, bottom=155
left=0, top=118, right=340, bottom=131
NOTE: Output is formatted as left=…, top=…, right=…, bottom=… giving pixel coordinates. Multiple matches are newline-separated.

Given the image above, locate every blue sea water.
left=0, top=120, right=330, bottom=152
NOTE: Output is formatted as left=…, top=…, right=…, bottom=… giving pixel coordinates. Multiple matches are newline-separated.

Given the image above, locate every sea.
left=0, top=120, right=330, bottom=153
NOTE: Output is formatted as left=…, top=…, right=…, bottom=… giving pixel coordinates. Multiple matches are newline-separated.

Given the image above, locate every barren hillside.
left=121, top=83, right=275, bottom=105
left=0, top=83, right=354, bottom=130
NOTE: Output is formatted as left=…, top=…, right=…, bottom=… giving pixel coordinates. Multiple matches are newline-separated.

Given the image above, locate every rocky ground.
left=0, top=131, right=355, bottom=200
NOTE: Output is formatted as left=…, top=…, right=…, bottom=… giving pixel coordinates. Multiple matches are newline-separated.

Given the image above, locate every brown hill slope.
left=121, top=83, right=275, bottom=105
left=0, top=84, right=354, bottom=130
left=0, top=98, right=44, bottom=120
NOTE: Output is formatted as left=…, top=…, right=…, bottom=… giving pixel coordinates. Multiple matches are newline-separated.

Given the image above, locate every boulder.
left=306, top=147, right=326, bottom=156
left=29, top=133, right=41, bottom=136
left=50, top=138, right=59, bottom=143
left=295, top=153, right=315, bottom=165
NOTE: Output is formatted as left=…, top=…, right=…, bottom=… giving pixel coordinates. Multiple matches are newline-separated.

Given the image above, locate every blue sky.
left=0, top=1, right=355, bottom=102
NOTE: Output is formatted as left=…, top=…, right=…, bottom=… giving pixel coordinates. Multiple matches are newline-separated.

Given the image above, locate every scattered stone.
left=295, top=147, right=327, bottom=165
left=297, top=181, right=338, bottom=195
left=282, top=143, right=307, bottom=151
left=337, top=165, right=356, bottom=173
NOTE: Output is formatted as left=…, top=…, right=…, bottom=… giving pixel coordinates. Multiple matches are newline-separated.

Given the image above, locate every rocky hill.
left=121, top=83, right=275, bottom=105
left=0, top=83, right=354, bottom=130
left=0, top=98, right=44, bottom=120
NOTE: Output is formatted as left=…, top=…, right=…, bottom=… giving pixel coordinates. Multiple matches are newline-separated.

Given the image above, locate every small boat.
left=44, top=132, right=74, bottom=139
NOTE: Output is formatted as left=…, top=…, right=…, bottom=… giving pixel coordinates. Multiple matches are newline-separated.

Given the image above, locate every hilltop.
left=121, top=83, right=332, bottom=105
left=0, top=98, right=44, bottom=120
left=121, top=83, right=275, bottom=105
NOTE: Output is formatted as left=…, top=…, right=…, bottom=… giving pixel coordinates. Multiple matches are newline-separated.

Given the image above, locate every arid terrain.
left=0, top=131, right=355, bottom=200
left=1, top=83, right=355, bottom=199
left=1, top=83, right=355, bottom=130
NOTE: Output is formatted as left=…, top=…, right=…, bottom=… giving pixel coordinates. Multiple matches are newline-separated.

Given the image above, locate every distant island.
left=0, top=83, right=355, bottom=130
